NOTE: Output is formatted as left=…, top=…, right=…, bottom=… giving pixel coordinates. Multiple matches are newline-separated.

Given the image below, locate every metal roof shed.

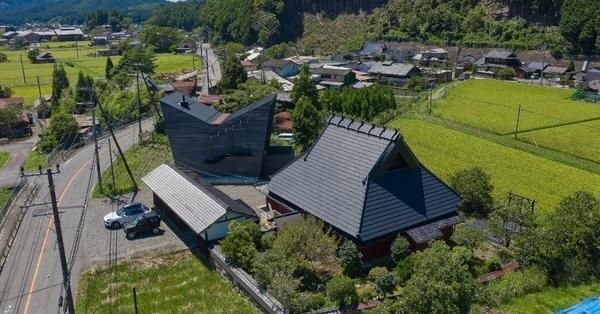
left=143, top=164, right=228, bottom=235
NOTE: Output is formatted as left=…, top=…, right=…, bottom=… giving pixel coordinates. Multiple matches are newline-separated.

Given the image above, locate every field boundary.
left=515, top=116, right=600, bottom=135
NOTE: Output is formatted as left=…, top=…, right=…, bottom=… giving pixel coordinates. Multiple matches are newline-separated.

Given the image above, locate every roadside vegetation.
left=0, top=187, right=12, bottom=209
left=23, top=150, right=49, bottom=172
left=92, top=133, right=172, bottom=198
left=76, top=250, right=259, bottom=313
left=0, top=151, right=10, bottom=171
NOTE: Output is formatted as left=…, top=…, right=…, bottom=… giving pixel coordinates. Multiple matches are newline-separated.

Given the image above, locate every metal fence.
left=209, top=246, right=287, bottom=314
left=0, top=179, right=35, bottom=273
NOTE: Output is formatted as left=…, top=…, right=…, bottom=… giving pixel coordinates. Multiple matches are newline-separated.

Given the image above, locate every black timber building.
left=160, top=92, right=292, bottom=183
left=266, top=116, right=462, bottom=259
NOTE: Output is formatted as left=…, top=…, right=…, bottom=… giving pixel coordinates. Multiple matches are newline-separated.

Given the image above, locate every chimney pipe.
left=180, top=94, right=189, bottom=109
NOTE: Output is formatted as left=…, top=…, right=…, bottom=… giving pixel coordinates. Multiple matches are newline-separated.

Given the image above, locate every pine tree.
left=292, top=96, right=322, bottom=153
left=51, top=64, right=69, bottom=108
left=75, top=71, right=85, bottom=102
left=105, top=57, right=114, bottom=79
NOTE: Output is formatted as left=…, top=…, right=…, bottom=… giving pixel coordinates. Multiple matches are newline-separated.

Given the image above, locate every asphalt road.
left=0, top=119, right=153, bottom=314
left=0, top=138, right=37, bottom=188
left=198, top=42, right=222, bottom=95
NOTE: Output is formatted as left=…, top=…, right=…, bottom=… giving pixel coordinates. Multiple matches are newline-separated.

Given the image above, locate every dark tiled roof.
left=263, top=59, right=295, bottom=68
left=485, top=50, right=516, bottom=59
left=161, top=92, right=222, bottom=123
left=527, top=62, right=550, bottom=71
left=360, top=41, right=386, bottom=56
left=268, top=116, right=461, bottom=242
left=224, top=94, right=276, bottom=123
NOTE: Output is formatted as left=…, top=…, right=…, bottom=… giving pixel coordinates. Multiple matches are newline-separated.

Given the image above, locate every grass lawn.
left=23, top=150, right=49, bottom=172
left=0, top=151, right=11, bottom=171
left=76, top=250, right=260, bottom=314
left=433, top=80, right=600, bottom=135
left=0, top=187, right=12, bottom=208
left=388, top=118, right=600, bottom=215
left=517, top=120, right=600, bottom=163
left=500, top=282, right=600, bottom=314
left=92, top=133, right=172, bottom=198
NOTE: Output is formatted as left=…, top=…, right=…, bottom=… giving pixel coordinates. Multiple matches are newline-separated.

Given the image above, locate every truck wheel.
left=127, top=232, right=135, bottom=239
left=111, top=221, right=120, bottom=229
left=152, top=227, right=160, bottom=234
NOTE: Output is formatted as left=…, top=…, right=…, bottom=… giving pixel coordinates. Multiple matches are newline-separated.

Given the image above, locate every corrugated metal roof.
left=142, top=164, right=227, bottom=234
left=369, top=62, right=415, bottom=77
left=268, top=116, right=461, bottom=242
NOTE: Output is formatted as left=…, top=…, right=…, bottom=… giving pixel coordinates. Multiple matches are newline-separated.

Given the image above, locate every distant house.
left=273, top=111, right=292, bottom=130
left=171, top=81, right=197, bottom=96
left=285, top=55, right=318, bottom=66
left=368, top=62, right=419, bottom=87
left=176, top=42, right=195, bottom=53
left=543, top=66, right=568, bottom=77
left=143, top=163, right=259, bottom=243
left=91, top=37, right=108, bottom=46
left=310, top=66, right=352, bottom=83
left=360, top=41, right=386, bottom=60
left=262, top=59, right=299, bottom=78
left=240, top=60, right=256, bottom=72
left=35, top=52, right=56, bottom=64
left=54, top=27, right=84, bottom=41
left=412, top=48, right=447, bottom=66
left=578, top=70, right=600, bottom=92
left=96, top=48, right=120, bottom=57
left=2, top=31, right=17, bottom=40
left=0, top=39, right=8, bottom=46
left=0, top=98, right=31, bottom=137
left=483, top=50, right=521, bottom=67
left=386, top=46, right=417, bottom=63
left=16, top=31, right=41, bottom=44
left=527, top=62, right=550, bottom=73
left=267, top=116, right=463, bottom=259
left=160, top=93, right=293, bottom=183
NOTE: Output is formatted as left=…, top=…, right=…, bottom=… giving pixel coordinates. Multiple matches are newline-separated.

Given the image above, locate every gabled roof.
left=369, top=62, right=415, bottom=77
left=268, top=116, right=461, bottom=242
left=485, top=50, right=516, bottom=59
left=0, top=97, right=25, bottom=107
left=142, top=164, right=257, bottom=234
left=360, top=41, right=386, bottom=56
left=528, top=62, right=550, bottom=71
left=263, top=59, right=296, bottom=69
left=161, top=92, right=222, bottom=123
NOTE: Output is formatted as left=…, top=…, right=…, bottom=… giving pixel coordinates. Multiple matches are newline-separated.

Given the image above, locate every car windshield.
left=116, top=208, right=127, bottom=216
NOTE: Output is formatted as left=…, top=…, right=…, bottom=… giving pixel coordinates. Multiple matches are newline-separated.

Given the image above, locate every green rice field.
left=389, top=118, right=600, bottom=215
left=76, top=250, right=259, bottom=314
left=0, top=46, right=198, bottom=106
left=434, top=80, right=600, bottom=135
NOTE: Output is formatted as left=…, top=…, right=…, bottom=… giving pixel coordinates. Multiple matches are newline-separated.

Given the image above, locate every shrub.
left=27, top=48, right=39, bottom=63
left=390, top=235, right=411, bottom=262
left=358, top=285, right=376, bottom=303
left=481, top=267, right=547, bottom=307
left=220, top=221, right=262, bottom=270
left=0, top=52, right=7, bottom=63
left=497, top=67, right=515, bottom=80
left=326, top=275, right=358, bottom=306
left=395, top=255, right=416, bottom=286
left=290, top=292, right=327, bottom=313
left=450, top=223, right=485, bottom=250
left=368, top=267, right=389, bottom=281
left=484, top=256, right=502, bottom=273
left=449, top=167, right=494, bottom=217
left=373, top=270, right=396, bottom=299
left=338, top=241, right=363, bottom=278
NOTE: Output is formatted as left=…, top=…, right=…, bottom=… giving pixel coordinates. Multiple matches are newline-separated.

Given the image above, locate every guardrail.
left=0, top=180, right=38, bottom=274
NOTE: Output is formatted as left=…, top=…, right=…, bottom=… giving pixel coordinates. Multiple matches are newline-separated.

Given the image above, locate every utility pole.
left=92, top=108, right=102, bottom=192
left=192, top=48, right=195, bottom=70
left=108, top=138, right=116, bottom=193
left=37, top=76, right=43, bottom=103
left=133, top=287, right=139, bottom=314
left=540, top=44, right=546, bottom=86
left=20, top=55, right=26, bottom=84
left=47, top=168, right=75, bottom=314
left=75, top=40, right=79, bottom=59
left=134, top=64, right=143, bottom=142
left=429, top=83, right=434, bottom=115
left=514, top=105, right=522, bottom=140
left=96, top=98, right=138, bottom=192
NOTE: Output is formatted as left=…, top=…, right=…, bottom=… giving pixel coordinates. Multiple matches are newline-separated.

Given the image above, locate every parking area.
left=80, top=186, right=192, bottom=269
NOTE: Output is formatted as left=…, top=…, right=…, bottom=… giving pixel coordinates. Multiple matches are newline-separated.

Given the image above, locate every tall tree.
left=292, top=96, right=322, bottom=153
left=105, top=57, right=114, bottom=79
left=51, top=64, right=70, bottom=108
left=217, top=55, right=247, bottom=92
left=291, top=64, right=319, bottom=108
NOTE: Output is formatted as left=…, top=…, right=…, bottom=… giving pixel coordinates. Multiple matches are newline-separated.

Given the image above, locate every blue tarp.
left=555, top=295, right=600, bottom=314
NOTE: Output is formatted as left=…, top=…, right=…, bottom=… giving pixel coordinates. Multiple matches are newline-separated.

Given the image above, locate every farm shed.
left=267, top=116, right=463, bottom=260
left=143, top=164, right=258, bottom=244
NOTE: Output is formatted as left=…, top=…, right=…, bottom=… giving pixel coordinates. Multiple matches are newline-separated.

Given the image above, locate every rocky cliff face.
left=488, top=0, right=563, bottom=25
